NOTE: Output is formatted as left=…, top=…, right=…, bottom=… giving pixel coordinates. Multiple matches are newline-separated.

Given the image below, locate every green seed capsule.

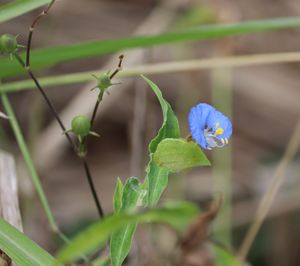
left=0, top=34, right=18, bottom=54
left=71, top=115, right=91, bottom=138
left=97, top=73, right=112, bottom=90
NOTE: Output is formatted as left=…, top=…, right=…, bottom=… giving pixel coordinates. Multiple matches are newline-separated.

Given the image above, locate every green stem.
left=1, top=93, right=58, bottom=232
left=0, top=92, right=92, bottom=261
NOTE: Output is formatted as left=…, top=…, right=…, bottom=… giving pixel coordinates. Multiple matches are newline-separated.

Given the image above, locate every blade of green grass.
left=0, top=92, right=58, bottom=232
left=0, top=0, right=51, bottom=23
left=1, top=17, right=300, bottom=78
left=2, top=51, right=300, bottom=93
left=0, top=219, right=61, bottom=266
left=57, top=201, right=199, bottom=264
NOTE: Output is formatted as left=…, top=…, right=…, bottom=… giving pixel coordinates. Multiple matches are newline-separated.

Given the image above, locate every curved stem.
left=26, top=0, right=56, bottom=67
left=16, top=0, right=105, bottom=220
left=14, top=53, right=76, bottom=152
left=14, top=54, right=105, bottom=218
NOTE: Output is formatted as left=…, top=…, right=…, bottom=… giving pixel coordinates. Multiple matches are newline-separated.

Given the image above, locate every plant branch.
left=79, top=55, right=125, bottom=218
left=14, top=53, right=76, bottom=152
left=109, top=54, right=124, bottom=80
left=90, top=55, right=124, bottom=128
left=90, top=92, right=103, bottom=128
left=26, top=0, right=56, bottom=67
left=81, top=157, right=104, bottom=218
left=20, top=0, right=104, bottom=220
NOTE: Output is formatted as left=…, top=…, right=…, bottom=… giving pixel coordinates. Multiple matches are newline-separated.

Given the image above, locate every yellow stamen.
left=215, top=127, right=224, bottom=136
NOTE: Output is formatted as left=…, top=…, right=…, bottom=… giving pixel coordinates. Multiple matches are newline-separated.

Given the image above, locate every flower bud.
left=0, top=34, right=18, bottom=54
left=95, top=73, right=112, bottom=91
left=71, top=115, right=91, bottom=138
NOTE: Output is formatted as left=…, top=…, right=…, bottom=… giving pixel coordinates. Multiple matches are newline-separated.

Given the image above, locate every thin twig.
left=90, top=55, right=124, bottom=128
left=81, top=158, right=104, bottom=217
left=20, top=0, right=104, bottom=219
left=109, top=54, right=124, bottom=80
left=90, top=92, right=103, bottom=128
left=26, top=0, right=56, bottom=67
left=14, top=53, right=76, bottom=152
left=238, top=121, right=300, bottom=262
left=81, top=55, right=125, bottom=217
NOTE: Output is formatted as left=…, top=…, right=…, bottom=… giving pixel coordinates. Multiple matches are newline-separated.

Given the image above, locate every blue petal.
left=206, top=109, right=232, bottom=139
left=188, top=103, right=215, bottom=149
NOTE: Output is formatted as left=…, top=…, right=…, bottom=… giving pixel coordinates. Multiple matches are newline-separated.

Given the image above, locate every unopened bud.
left=0, top=34, right=18, bottom=54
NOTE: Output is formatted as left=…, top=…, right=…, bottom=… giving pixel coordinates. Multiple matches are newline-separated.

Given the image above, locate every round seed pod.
left=0, top=34, right=18, bottom=54
left=71, top=115, right=91, bottom=138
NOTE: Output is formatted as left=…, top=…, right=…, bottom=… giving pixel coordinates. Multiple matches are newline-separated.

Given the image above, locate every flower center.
left=214, top=127, right=224, bottom=136
left=203, top=122, right=228, bottom=150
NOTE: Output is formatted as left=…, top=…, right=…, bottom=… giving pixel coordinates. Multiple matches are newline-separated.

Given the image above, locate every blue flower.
left=188, top=103, right=232, bottom=150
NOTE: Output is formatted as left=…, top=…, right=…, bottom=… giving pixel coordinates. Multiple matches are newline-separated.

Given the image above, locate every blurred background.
left=1, top=0, right=300, bottom=265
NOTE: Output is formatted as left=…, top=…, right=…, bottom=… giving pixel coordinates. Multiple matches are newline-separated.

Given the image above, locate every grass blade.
left=1, top=17, right=300, bottom=78
left=1, top=93, right=58, bottom=232
left=0, top=219, right=61, bottom=266
left=0, top=0, right=51, bottom=23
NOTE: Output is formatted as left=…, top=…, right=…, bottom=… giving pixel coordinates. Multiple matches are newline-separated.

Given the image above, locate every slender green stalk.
left=2, top=51, right=300, bottom=93
left=1, top=92, right=58, bottom=232
left=0, top=93, right=93, bottom=262
left=211, top=68, right=233, bottom=245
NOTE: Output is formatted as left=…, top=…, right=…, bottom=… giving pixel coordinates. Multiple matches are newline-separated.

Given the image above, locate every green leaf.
left=154, top=138, right=211, bottom=172
left=145, top=162, right=170, bottom=206
left=110, top=225, right=136, bottom=266
left=57, top=201, right=199, bottom=264
left=113, top=178, right=123, bottom=213
left=0, top=0, right=51, bottom=23
left=110, top=177, right=142, bottom=266
left=121, top=177, right=142, bottom=211
left=0, top=219, right=61, bottom=266
left=142, top=76, right=180, bottom=206
left=2, top=17, right=300, bottom=78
